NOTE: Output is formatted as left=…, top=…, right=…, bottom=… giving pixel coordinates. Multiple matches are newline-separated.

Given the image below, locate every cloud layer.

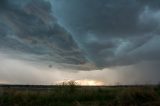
left=0, top=0, right=160, bottom=72
left=0, top=0, right=89, bottom=70
left=52, top=0, right=160, bottom=69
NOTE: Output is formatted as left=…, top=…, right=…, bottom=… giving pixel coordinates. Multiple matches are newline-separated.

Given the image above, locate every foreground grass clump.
left=0, top=85, right=160, bottom=106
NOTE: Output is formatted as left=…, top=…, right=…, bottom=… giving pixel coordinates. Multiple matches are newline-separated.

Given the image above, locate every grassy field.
left=0, top=84, right=160, bottom=106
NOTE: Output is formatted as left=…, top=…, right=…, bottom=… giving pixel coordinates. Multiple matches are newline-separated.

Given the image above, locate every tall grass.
left=0, top=85, right=160, bottom=106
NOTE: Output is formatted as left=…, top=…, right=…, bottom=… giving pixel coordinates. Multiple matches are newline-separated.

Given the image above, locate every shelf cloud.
left=52, top=0, right=160, bottom=68
left=0, top=0, right=160, bottom=84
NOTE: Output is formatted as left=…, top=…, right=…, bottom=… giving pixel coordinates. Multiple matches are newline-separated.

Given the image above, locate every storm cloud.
left=52, top=0, right=160, bottom=68
left=0, top=0, right=90, bottom=70
left=0, top=0, right=160, bottom=69
left=0, top=0, right=160, bottom=84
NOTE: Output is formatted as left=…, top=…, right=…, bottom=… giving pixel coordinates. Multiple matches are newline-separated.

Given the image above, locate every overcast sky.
left=0, top=0, right=160, bottom=85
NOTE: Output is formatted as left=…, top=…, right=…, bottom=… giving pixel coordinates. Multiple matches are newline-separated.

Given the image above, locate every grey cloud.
left=53, top=0, right=145, bottom=36
left=0, top=0, right=88, bottom=68
left=52, top=0, right=160, bottom=68
left=0, top=0, right=8, bottom=11
left=0, top=0, right=160, bottom=70
left=1, top=0, right=160, bottom=85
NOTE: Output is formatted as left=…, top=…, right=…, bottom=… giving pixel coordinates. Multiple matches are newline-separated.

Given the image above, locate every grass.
left=0, top=84, right=160, bottom=106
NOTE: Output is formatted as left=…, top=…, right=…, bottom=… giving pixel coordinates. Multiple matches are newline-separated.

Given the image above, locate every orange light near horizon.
left=0, top=80, right=9, bottom=84
left=57, top=79, right=104, bottom=86
left=75, top=80, right=104, bottom=86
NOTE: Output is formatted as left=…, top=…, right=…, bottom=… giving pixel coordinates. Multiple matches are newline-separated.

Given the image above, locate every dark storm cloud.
left=53, top=0, right=144, bottom=36
left=0, top=0, right=160, bottom=85
left=1, top=0, right=160, bottom=70
left=0, top=0, right=8, bottom=10
left=0, top=0, right=88, bottom=67
left=52, top=0, right=160, bottom=68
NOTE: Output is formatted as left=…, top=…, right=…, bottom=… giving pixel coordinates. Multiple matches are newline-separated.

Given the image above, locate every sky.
left=0, top=0, right=160, bottom=85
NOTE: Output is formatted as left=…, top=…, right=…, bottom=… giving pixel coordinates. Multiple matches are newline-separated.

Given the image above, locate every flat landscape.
left=1, top=0, right=160, bottom=106
left=0, top=84, right=160, bottom=106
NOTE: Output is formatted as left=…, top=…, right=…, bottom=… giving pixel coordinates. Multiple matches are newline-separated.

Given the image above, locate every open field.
left=0, top=85, right=160, bottom=106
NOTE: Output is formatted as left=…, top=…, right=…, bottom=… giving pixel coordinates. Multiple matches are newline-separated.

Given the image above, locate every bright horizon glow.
left=0, top=80, right=9, bottom=84
left=57, top=79, right=105, bottom=86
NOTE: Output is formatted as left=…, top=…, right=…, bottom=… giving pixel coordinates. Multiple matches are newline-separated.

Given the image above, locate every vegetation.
left=0, top=83, right=160, bottom=106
